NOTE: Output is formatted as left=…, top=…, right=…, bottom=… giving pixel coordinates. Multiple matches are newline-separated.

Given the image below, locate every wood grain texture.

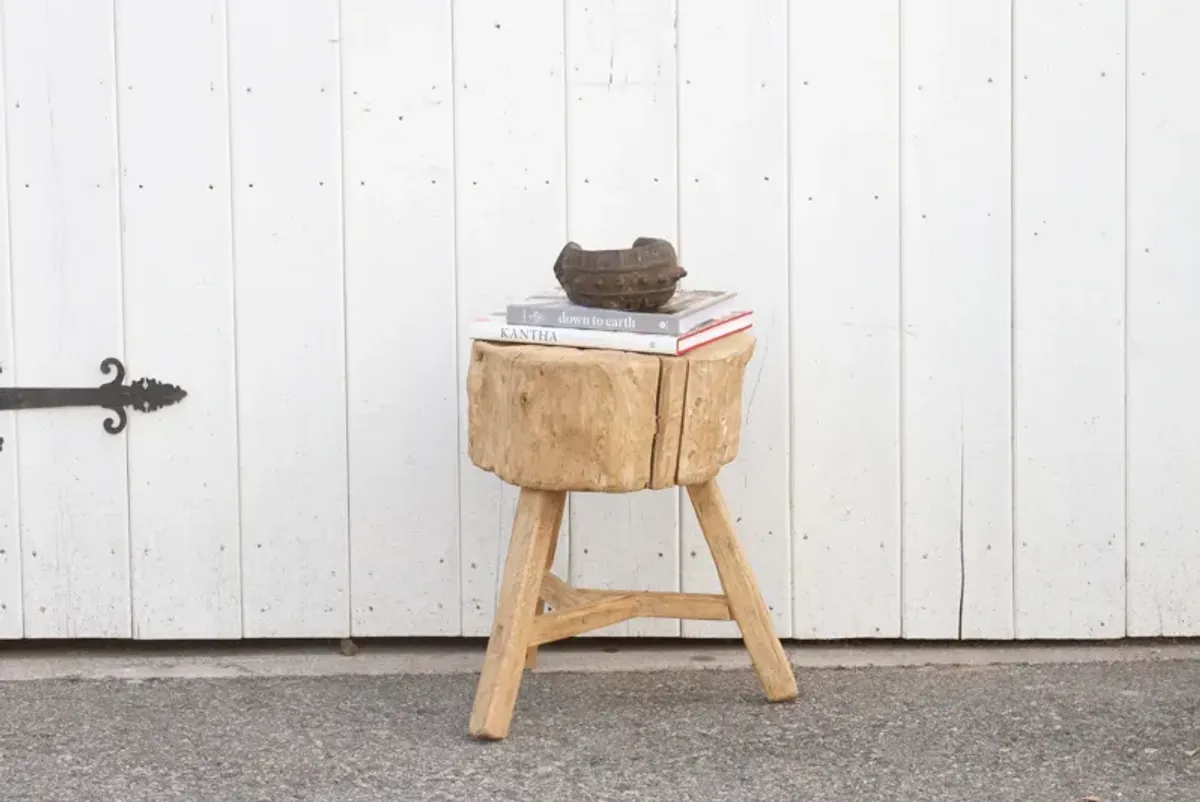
left=454, top=0, right=569, bottom=636
left=527, top=587, right=735, bottom=644
left=677, top=0, right=790, bottom=640
left=467, top=342, right=661, bottom=491
left=539, top=573, right=587, bottom=609
left=675, top=335, right=754, bottom=485
left=790, top=0, right=902, bottom=639
left=466, top=335, right=753, bottom=492
left=632, top=591, right=730, bottom=621
left=565, top=588, right=732, bottom=622
left=4, top=0, right=131, bottom=638
left=648, top=355, right=688, bottom=490
left=530, top=593, right=639, bottom=646
left=228, top=0, right=349, bottom=638
left=116, top=0, right=241, bottom=640
left=1126, top=0, right=1200, bottom=637
left=565, top=0, right=681, bottom=636
left=469, top=488, right=564, bottom=740
left=0, top=52, right=17, bottom=638
left=688, top=480, right=797, bottom=701
left=342, top=0, right=459, bottom=637
left=525, top=494, right=565, bottom=668
left=900, top=0, right=1014, bottom=640
left=1012, top=0, right=1125, bottom=639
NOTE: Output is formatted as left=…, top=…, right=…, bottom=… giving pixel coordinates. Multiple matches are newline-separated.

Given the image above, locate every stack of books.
left=469, top=288, right=752, bottom=356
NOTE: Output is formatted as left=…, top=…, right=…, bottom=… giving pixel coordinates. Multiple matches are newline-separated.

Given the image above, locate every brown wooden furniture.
left=465, top=331, right=797, bottom=740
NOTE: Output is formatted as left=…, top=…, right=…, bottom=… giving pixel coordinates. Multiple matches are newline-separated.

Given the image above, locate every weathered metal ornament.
left=552, top=236, right=687, bottom=312
left=0, top=358, right=187, bottom=435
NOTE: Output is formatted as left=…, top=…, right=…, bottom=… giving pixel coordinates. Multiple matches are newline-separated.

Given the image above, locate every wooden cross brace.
left=529, top=574, right=733, bottom=647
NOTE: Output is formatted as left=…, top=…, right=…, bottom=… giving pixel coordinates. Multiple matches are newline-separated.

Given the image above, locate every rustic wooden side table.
left=464, top=332, right=797, bottom=740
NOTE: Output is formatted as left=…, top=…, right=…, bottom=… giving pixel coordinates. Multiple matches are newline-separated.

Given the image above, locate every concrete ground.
left=1, top=640, right=1198, bottom=801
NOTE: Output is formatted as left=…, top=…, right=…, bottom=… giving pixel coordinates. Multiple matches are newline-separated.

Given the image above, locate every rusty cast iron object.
left=552, top=237, right=687, bottom=312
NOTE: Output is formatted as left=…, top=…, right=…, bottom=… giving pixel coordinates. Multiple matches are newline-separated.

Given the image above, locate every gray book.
left=506, top=288, right=739, bottom=335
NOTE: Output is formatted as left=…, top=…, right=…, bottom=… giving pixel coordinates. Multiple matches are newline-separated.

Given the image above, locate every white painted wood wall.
left=1, top=0, right=1197, bottom=642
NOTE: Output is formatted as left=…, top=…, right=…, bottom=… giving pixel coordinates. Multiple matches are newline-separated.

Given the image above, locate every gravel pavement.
left=1, top=656, right=1197, bottom=801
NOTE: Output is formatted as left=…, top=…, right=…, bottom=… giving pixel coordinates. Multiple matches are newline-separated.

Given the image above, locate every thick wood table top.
left=466, top=332, right=754, bottom=492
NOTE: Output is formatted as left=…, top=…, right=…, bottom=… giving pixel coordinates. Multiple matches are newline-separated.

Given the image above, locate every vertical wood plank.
left=454, top=0, right=568, bottom=636
left=342, top=0, right=459, bottom=636
left=564, top=0, right=680, bottom=638
left=677, top=0, right=790, bottom=638
left=900, top=0, right=1014, bottom=639
left=1012, top=0, right=1125, bottom=639
left=228, top=0, right=349, bottom=638
left=116, top=0, right=241, bottom=640
left=0, top=25, right=18, bottom=637
left=790, top=1, right=901, bottom=639
left=4, top=0, right=130, bottom=638
left=1126, top=0, right=1200, bottom=637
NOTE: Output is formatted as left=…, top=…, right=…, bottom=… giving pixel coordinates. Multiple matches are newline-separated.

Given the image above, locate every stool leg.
left=469, top=487, right=566, bottom=739
left=525, top=493, right=566, bottom=670
left=687, top=479, right=798, bottom=702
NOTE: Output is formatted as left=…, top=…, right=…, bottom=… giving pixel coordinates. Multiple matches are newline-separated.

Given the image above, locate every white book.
left=506, top=287, right=739, bottom=335
left=469, top=310, right=753, bottom=356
